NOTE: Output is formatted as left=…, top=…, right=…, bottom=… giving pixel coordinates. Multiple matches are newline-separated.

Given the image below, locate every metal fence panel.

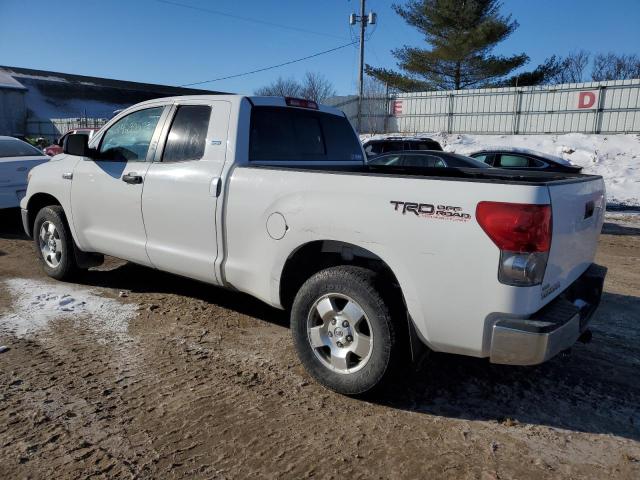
left=327, top=79, right=640, bottom=134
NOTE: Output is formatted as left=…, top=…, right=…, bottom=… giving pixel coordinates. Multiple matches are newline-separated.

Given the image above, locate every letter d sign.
left=578, top=91, right=596, bottom=109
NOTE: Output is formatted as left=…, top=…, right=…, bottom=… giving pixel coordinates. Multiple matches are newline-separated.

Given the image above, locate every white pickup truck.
left=21, top=95, right=607, bottom=395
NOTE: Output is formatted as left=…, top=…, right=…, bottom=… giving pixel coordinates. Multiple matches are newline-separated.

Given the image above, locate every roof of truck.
left=130, top=95, right=344, bottom=116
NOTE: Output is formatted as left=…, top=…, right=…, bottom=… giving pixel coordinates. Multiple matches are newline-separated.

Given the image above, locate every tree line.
left=254, top=71, right=336, bottom=102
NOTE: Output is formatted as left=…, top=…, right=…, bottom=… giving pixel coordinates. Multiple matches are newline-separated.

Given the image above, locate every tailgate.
left=542, top=177, right=605, bottom=300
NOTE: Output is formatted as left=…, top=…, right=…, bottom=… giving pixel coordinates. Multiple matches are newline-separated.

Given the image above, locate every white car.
left=21, top=95, right=607, bottom=395
left=0, top=136, right=50, bottom=209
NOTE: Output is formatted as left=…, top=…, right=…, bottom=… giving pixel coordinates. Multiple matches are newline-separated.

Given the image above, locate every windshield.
left=249, top=106, right=364, bottom=162
left=0, top=138, right=43, bottom=157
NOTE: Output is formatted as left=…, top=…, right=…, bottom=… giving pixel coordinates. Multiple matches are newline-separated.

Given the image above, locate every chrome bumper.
left=490, top=264, right=607, bottom=365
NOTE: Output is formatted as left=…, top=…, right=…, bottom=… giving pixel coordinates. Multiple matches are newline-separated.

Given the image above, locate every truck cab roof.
left=129, top=94, right=346, bottom=117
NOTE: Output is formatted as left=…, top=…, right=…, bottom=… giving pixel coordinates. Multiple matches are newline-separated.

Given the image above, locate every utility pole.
left=350, top=2, right=376, bottom=133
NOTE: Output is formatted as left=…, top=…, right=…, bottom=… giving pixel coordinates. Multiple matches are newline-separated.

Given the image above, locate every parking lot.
left=1, top=208, right=639, bottom=479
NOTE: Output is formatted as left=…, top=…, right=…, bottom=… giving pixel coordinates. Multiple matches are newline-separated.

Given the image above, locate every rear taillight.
left=476, top=202, right=552, bottom=286
left=285, top=97, right=318, bottom=109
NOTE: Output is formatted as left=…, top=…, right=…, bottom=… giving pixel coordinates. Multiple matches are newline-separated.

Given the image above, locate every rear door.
left=142, top=100, right=231, bottom=284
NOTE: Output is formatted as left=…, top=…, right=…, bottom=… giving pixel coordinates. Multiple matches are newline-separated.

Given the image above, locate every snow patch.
left=0, top=278, right=137, bottom=338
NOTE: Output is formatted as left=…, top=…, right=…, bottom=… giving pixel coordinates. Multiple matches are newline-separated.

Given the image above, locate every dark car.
left=367, top=150, right=490, bottom=169
left=469, top=149, right=582, bottom=173
left=362, top=136, right=443, bottom=158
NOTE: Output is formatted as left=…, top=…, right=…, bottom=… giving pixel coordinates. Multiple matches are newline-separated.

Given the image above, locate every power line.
left=155, top=0, right=347, bottom=40
left=180, top=42, right=356, bottom=87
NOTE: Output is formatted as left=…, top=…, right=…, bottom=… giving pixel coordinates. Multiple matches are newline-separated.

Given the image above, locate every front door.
left=71, top=105, right=168, bottom=265
left=142, top=101, right=230, bottom=284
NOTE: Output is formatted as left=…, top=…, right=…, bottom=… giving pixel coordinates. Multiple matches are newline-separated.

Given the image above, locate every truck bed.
left=247, top=164, right=600, bottom=186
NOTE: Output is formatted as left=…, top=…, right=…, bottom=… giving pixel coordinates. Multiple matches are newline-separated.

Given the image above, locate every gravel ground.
left=0, top=208, right=639, bottom=479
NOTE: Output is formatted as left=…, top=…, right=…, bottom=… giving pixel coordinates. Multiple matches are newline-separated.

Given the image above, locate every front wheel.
left=33, top=205, right=78, bottom=280
left=291, top=266, right=399, bottom=395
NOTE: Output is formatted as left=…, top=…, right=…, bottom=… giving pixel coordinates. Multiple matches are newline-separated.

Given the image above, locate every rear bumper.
left=21, top=208, right=31, bottom=238
left=490, top=263, right=606, bottom=365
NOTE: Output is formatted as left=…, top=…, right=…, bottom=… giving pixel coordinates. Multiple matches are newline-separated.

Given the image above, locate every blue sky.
left=0, top=0, right=638, bottom=95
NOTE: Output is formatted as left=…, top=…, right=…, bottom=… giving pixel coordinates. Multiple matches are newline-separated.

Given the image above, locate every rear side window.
left=381, top=142, right=404, bottom=153
left=162, top=105, right=211, bottom=162
left=0, top=139, right=42, bottom=157
left=472, top=153, right=491, bottom=165
left=529, top=158, right=546, bottom=168
left=401, top=154, right=445, bottom=168
left=437, top=153, right=490, bottom=168
left=368, top=154, right=401, bottom=166
left=409, top=140, right=442, bottom=152
left=249, top=107, right=363, bottom=162
left=498, top=154, right=529, bottom=168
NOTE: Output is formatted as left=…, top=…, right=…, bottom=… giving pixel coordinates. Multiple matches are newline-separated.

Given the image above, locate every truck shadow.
left=79, top=261, right=289, bottom=328
left=79, top=262, right=640, bottom=441
left=377, top=291, right=640, bottom=441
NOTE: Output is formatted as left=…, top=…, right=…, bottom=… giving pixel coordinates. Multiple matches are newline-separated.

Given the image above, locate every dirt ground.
left=1, top=208, right=639, bottom=479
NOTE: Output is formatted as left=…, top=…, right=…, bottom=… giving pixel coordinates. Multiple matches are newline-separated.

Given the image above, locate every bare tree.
left=551, top=50, right=590, bottom=84
left=300, top=72, right=336, bottom=103
left=364, top=74, right=388, bottom=98
left=361, top=75, right=388, bottom=134
left=592, top=52, right=640, bottom=81
left=254, top=76, right=302, bottom=97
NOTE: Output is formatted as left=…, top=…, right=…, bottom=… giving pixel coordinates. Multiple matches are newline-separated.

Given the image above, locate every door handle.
left=122, top=173, right=143, bottom=184
left=209, top=177, right=221, bottom=197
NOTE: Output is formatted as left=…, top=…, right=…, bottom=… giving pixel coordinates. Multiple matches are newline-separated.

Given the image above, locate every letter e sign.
left=393, top=100, right=403, bottom=115
left=578, top=91, right=597, bottom=109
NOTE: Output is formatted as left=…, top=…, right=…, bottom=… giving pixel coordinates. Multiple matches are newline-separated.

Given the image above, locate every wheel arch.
left=279, top=239, right=428, bottom=362
left=278, top=240, right=405, bottom=312
left=25, top=192, right=63, bottom=238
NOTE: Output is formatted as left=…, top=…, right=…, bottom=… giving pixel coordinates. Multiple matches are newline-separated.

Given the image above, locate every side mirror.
left=64, top=134, right=90, bottom=157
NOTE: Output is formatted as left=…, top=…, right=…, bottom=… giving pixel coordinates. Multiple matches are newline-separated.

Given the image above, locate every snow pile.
left=606, top=211, right=640, bottom=224
left=0, top=278, right=137, bottom=338
left=362, top=133, right=640, bottom=207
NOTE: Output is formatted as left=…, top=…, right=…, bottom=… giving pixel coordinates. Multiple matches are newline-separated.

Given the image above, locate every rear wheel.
left=33, top=206, right=78, bottom=280
left=291, top=266, right=399, bottom=395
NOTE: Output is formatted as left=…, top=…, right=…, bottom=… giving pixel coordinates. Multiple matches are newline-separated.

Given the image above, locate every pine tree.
left=502, top=56, right=563, bottom=87
left=366, top=0, right=528, bottom=91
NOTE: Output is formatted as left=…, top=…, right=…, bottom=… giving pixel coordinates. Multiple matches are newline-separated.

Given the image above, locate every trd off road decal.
left=390, top=200, right=471, bottom=222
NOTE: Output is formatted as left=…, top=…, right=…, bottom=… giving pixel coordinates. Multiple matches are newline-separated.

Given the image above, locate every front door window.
left=99, top=107, right=164, bottom=161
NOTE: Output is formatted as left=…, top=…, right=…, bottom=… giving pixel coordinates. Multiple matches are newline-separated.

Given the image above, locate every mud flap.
left=73, top=243, right=104, bottom=269
left=407, top=312, right=429, bottom=369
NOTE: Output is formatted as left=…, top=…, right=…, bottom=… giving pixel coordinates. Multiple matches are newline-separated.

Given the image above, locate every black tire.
left=291, top=266, right=399, bottom=395
left=33, top=205, right=78, bottom=280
